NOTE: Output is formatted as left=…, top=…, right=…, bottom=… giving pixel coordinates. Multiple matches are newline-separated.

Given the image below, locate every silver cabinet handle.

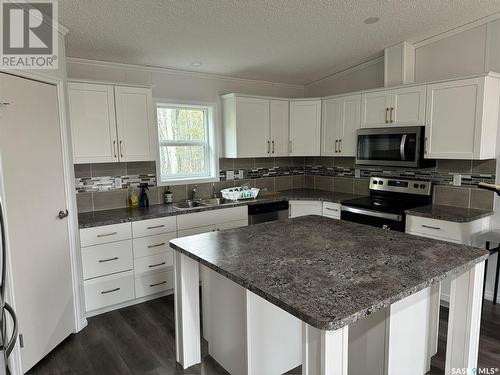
left=150, top=281, right=167, bottom=287
left=99, top=257, right=119, bottom=263
left=119, top=140, right=124, bottom=158
left=385, top=108, right=389, bottom=123
left=272, top=140, right=275, bottom=154
left=289, top=140, right=292, bottom=153
left=390, top=107, right=394, bottom=123
left=339, top=139, right=342, bottom=153
left=424, top=137, right=428, bottom=155
left=148, top=262, right=166, bottom=268
left=335, top=140, right=338, bottom=153
left=101, top=287, right=120, bottom=294
left=113, top=140, right=117, bottom=158
left=267, top=140, right=270, bottom=154
left=422, top=224, right=441, bottom=230
left=325, top=207, right=338, bottom=212
left=147, top=225, right=165, bottom=230
left=148, top=242, right=166, bottom=248
left=97, top=232, right=117, bottom=238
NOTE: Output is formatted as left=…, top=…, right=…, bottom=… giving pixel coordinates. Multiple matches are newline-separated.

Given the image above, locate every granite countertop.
left=405, top=204, right=494, bottom=223
left=169, top=215, right=488, bottom=331
left=77, top=189, right=364, bottom=228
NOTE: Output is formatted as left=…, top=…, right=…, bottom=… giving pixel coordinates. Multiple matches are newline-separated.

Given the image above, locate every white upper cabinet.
left=69, top=82, right=153, bottom=163
left=321, top=94, right=361, bottom=156
left=68, top=83, right=118, bottom=163
left=114, top=86, right=153, bottom=162
left=361, top=85, right=425, bottom=128
left=289, top=100, right=321, bottom=156
left=361, top=90, right=390, bottom=128
left=392, top=85, right=426, bottom=126
left=269, top=100, right=289, bottom=156
left=425, top=77, right=499, bottom=160
left=222, top=95, right=270, bottom=158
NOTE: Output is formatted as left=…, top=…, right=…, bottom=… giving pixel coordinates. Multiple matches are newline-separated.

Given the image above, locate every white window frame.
left=154, top=100, right=218, bottom=186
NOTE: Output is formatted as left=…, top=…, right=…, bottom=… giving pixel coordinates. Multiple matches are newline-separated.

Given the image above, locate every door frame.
left=0, top=68, right=86, bottom=374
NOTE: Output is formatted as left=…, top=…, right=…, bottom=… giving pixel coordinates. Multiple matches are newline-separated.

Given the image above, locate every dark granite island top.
left=169, top=215, right=488, bottom=331
left=406, top=204, right=493, bottom=223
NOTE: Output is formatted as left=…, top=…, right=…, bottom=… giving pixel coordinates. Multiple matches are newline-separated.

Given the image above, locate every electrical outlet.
left=226, top=170, right=234, bottom=180
left=238, top=169, right=244, bottom=179
left=452, top=174, right=462, bottom=186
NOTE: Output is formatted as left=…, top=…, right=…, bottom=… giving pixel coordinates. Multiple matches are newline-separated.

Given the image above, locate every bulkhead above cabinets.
left=68, top=81, right=154, bottom=164
left=221, top=73, right=500, bottom=160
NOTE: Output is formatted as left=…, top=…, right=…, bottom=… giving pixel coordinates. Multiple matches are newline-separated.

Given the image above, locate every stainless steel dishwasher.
left=248, top=200, right=289, bottom=225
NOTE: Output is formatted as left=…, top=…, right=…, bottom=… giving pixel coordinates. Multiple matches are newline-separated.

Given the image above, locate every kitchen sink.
left=199, top=197, right=229, bottom=206
left=172, top=200, right=208, bottom=209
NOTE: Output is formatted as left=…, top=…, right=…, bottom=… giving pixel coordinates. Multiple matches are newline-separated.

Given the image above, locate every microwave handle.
left=400, top=134, right=407, bottom=161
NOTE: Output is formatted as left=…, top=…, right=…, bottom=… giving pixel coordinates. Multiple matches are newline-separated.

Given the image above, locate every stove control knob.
left=373, top=180, right=378, bottom=185
left=413, top=183, right=419, bottom=188
left=420, top=184, right=426, bottom=189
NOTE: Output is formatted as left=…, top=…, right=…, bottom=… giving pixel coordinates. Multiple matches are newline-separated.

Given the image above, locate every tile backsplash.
left=75, top=157, right=497, bottom=213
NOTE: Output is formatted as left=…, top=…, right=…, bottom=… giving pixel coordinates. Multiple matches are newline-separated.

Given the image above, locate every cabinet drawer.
left=133, top=232, right=176, bottom=259
left=177, top=225, right=216, bottom=238
left=322, top=202, right=341, bottom=219
left=134, top=252, right=173, bottom=277
left=177, top=206, right=247, bottom=230
left=216, top=219, right=248, bottom=231
left=84, top=270, right=135, bottom=312
left=405, top=216, right=462, bottom=242
left=132, top=216, right=177, bottom=238
left=80, top=222, right=132, bottom=247
left=135, top=270, right=174, bottom=298
left=82, top=240, right=133, bottom=280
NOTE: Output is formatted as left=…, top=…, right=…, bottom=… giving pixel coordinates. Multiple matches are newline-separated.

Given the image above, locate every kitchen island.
left=169, top=215, right=488, bottom=375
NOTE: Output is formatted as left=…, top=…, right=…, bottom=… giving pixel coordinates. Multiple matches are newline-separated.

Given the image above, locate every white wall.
left=66, top=58, right=304, bottom=102
left=304, top=58, right=384, bottom=97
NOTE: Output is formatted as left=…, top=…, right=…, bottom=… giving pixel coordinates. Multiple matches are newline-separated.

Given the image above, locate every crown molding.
left=413, top=12, right=500, bottom=49
left=305, top=55, right=384, bottom=87
left=66, top=57, right=305, bottom=90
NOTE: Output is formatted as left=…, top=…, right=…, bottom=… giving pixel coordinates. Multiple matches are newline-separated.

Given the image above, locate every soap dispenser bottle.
left=139, top=183, right=149, bottom=207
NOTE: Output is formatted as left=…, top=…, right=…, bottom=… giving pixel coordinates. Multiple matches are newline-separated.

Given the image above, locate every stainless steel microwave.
left=356, top=126, right=427, bottom=168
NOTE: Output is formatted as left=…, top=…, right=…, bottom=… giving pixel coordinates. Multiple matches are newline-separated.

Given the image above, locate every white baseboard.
left=85, top=289, right=173, bottom=318
left=483, top=290, right=500, bottom=302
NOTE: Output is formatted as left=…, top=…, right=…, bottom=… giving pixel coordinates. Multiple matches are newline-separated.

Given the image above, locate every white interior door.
left=114, top=86, right=153, bottom=162
left=68, top=82, right=118, bottom=163
left=0, top=73, right=75, bottom=372
left=269, top=100, right=289, bottom=156
left=235, top=97, right=270, bottom=157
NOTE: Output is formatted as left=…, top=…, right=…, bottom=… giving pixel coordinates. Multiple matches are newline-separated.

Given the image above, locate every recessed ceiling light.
left=191, top=61, right=202, bottom=67
left=363, top=17, right=379, bottom=25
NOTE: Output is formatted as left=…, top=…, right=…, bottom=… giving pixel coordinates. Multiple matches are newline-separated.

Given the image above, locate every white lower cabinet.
left=406, top=214, right=489, bottom=303
left=289, top=200, right=341, bottom=219
left=135, top=270, right=174, bottom=299
left=84, top=270, right=135, bottom=312
left=80, top=206, right=249, bottom=316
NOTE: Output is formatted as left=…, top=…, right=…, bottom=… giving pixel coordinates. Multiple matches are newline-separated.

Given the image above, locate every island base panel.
left=174, top=251, right=201, bottom=369
left=302, top=323, right=348, bottom=375
left=445, top=261, right=485, bottom=374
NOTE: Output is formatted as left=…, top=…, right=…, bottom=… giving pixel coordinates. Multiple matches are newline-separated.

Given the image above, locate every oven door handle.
left=341, top=206, right=403, bottom=222
left=400, top=134, right=407, bottom=161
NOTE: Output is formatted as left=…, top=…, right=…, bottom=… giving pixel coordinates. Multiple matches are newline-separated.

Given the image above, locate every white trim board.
left=66, top=57, right=304, bottom=91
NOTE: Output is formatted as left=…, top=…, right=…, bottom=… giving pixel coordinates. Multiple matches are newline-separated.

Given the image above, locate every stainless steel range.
left=341, top=177, right=432, bottom=232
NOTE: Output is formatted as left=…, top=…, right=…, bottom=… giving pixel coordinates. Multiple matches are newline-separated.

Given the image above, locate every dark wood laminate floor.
left=27, top=296, right=499, bottom=375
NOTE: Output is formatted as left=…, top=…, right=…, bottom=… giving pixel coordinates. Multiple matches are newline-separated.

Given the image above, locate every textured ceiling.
left=60, top=0, right=500, bottom=85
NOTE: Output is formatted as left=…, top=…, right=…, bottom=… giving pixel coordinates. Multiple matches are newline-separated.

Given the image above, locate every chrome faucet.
left=191, top=185, right=198, bottom=201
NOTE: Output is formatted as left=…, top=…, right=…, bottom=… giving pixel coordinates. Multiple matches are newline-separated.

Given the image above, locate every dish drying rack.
left=221, top=185, right=260, bottom=200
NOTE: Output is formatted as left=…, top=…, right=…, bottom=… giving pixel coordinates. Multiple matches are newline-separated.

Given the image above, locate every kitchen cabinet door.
left=321, top=98, right=341, bottom=156
left=114, top=86, right=153, bottom=162
left=236, top=97, right=270, bottom=157
left=289, top=201, right=322, bottom=218
left=289, top=100, right=321, bottom=156
left=269, top=99, right=289, bottom=156
left=336, top=94, right=361, bottom=156
left=68, top=82, right=118, bottom=163
left=392, top=85, right=426, bottom=126
left=424, top=77, right=499, bottom=159
left=361, top=90, right=390, bottom=128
